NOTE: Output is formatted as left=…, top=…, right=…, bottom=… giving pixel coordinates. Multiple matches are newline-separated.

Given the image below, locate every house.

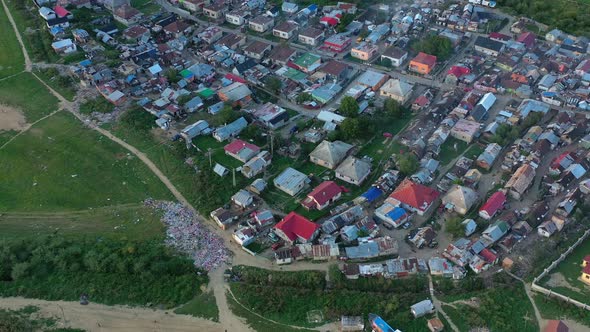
left=450, top=119, right=480, bottom=143
left=213, top=117, right=248, bottom=142
left=389, top=179, right=440, bottom=216
left=319, top=60, right=350, bottom=82
left=292, top=52, right=322, bottom=73
left=249, top=15, right=274, bottom=32
left=538, top=220, right=558, bottom=238
left=123, top=25, right=149, bottom=42
left=428, top=318, right=444, bottom=332
left=301, top=181, right=343, bottom=210
left=470, top=92, right=496, bottom=122
left=232, top=226, right=256, bottom=246
left=442, top=185, right=479, bottom=215
left=411, top=300, right=435, bottom=318
left=224, top=139, right=260, bottom=163
left=335, top=156, right=371, bottom=185
left=217, top=82, right=252, bottom=106
left=39, top=7, right=56, bottom=20
left=218, top=33, right=246, bottom=50
left=203, top=3, right=225, bottom=19
left=379, top=79, right=413, bottom=103
left=350, top=43, right=378, bottom=61
left=269, top=46, right=297, bottom=66
left=409, top=52, right=437, bottom=75
left=312, top=84, right=343, bottom=104
left=282, top=1, right=299, bottom=14
left=242, top=41, right=271, bottom=60
left=517, top=32, right=536, bottom=49
left=225, top=9, right=247, bottom=26
left=341, top=316, right=364, bottom=332
left=242, top=151, right=272, bottom=178
left=544, top=320, right=569, bottom=332
left=274, top=212, right=319, bottom=245
left=274, top=167, right=309, bottom=196
left=298, top=27, right=325, bottom=46
left=479, top=191, right=506, bottom=220
left=163, top=21, right=192, bottom=38
left=309, top=140, right=353, bottom=169
left=182, top=0, right=205, bottom=12
left=476, top=143, right=501, bottom=170
left=356, top=70, right=389, bottom=91
left=505, top=164, right=535, bottom=200
left=211, top=207, right=234, bottom=229
left=232, top=189, right=253, bottom=208
left=198, top=26, right=223, bottom=44
left=375, top=203, right=409, bottom=228
left=381, top=47, right=408, bottom=67
left=482, top=221, right=509, bottom=244
left=51, top=39, right=76, bottom=54
left=247, top=102, right=289, bottom=129
left=273, top=21, right=298, bottom=39
left=113, top=5, right=141, bottom=26
left=323, top=33, right=352, bottom=53
left=474, top=36, right=504, bottom=57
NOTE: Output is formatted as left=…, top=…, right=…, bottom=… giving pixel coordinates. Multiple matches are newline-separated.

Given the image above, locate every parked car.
left=271, top=241, right=284, bottom=251
left=402, top=222, right=411, bottom=229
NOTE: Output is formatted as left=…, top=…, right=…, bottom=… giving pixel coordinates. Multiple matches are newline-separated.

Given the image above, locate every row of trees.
left=0, top=236, right=206, bottom=307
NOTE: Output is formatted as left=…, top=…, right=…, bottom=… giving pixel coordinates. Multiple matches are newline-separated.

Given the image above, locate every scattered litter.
left=144, top=199, right=230, bottom=271
left=71, top=174, right=78, bottom=178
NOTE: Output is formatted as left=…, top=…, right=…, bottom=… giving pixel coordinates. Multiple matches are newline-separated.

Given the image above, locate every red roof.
left=544, top=320, right=569, bottom=332
left=320, top=16, right=339, bottom=26
left=413, top=95, right=429, bottom=107
left=412, top=52, right=437, bottom=68
left=307, top=181, right=342, bottom=206
left=584, top=255, right=590, bottom=263
left=489, top=32, right=510, bottom=41
left=480, top=248, right=497, bottom=263
left=584, top=264, right=590, bottom=275
left=479, top=191, right=506, bottom=217
left=551, top=152, right=573, bottom=170
left=389, top=179, right=439, bottom=212
left=224, top=139, right=260, bottom=155
left=224, top=73, right=247, bottom=84
left=517, top=32, right=536, bottom=47
left=54, top=5, right=70, bottom=18
left=274, top=212, right=320, bottom=242
left=447, top=65, right=470, bottom=78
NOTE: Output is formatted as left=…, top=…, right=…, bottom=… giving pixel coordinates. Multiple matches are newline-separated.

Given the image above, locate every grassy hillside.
left=0, top=4, right=24, bottom=78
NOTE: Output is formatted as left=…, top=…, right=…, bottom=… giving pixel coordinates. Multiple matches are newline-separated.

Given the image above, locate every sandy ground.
left=545, top=272, right=583, bottom=293
left=0, top=297, right=224, bottom=332
left=0, top=104, right=27, bottom=131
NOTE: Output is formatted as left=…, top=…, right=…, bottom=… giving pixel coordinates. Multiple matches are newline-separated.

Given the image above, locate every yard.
left=34, top=68, right=77, bottom=101
left=540, top=237, right=590, bottom=304
left=438, top=137, right=470, bottom=166
left=174, top=291, right=219, bottom=322
left=0, top=112, right=173, bottom=212
left=0, top=3, right=24, bottom=79
left=131, top=0, right=162, bottom=15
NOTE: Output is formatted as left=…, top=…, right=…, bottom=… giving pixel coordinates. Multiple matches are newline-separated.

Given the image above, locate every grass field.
left=438, top=137, right=470, bottom=165
left=541, top=237, right=590, bottom=303
left=131, top=0, right=161, bottom=15
left=0, top=72, right=59, bottom=121
left=533, top=294, right=590, bottom=328
left=0, top=4, right=24, bottom=79
left=0, top=204, right=165, bottom=241
left=0, top=112, right=173, bottom=212
left=174, top=291, right=219, bottom=322
left=34, top=69, right=77, bottom=101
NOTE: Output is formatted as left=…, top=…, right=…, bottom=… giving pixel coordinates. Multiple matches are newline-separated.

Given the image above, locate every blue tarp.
left=79, top=59, right=92, bottom=67
left=362, top=187, right=383, bottom=202
left=386, top=207, right=407, bottom=222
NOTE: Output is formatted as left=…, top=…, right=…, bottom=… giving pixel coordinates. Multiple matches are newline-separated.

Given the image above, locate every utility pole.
left=208, top=148, right=212, bottom=168
left=270, top=132, right=274, bottom=155
left=232, top=167, right=236, bottom=187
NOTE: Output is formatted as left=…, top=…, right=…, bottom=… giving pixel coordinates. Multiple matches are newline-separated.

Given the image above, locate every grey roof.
left=273, top=167, right=308, bottom=191
left=214, top=117, right=248, bottom=141
left=356, top=70, right=387, bottom=88
left=411, top=300, right=434, bottom=317
left=213, top=163, right=228, bottom=176
left=219, top=82, right=252, bottom=101
left=345, top=241, right=379, bottom=259
left=381, top=78, right=413, bottom=97
left=232, top=189, right=253, bottom=206
left=309, top=140, right=352, bottom=167
left=336, top=156, right=371, bottom=182
left=442, top=185, right=478, bottom=211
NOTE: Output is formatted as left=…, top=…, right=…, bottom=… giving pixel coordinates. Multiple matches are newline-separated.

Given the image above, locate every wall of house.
left=409, top=61, right=431, bottom=75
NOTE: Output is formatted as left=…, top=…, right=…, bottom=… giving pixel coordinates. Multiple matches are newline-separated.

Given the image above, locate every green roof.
left=293, top=52, right=321, bottom=69
left=198, top=88, right=216, bottom=98
left=283, top=67, right=307, bottom=81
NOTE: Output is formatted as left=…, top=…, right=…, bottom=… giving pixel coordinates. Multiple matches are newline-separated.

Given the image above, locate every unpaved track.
left=0, top=297, right=223, bottom=332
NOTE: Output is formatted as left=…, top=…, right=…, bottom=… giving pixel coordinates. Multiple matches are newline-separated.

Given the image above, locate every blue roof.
left=373, top=316, right=396, bottom=332
left=79, top=59, right=92, bottom=67
left=307, top=4, right=318, bottom=11
left=386, top=207, right=407, bottom=221
left=126, top=75, right=135, bottom=83
left=362, top=187, right=383, bottom=202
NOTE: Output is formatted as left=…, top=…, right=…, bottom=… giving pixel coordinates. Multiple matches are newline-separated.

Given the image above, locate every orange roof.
left=411, top=52, right=437, bottom=68
left=389, top=179, right=439, bottom=212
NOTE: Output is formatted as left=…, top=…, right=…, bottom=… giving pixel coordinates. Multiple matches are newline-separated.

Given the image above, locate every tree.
left=218, top=103, right=238, bottom=125
left=412, top=35, right=453, bottom=60
left=296, top=92, right=312, bottom=104
left=339, top=96, right=360, bottom=117
left=336, top=13, right=355, bottom=33
left=383, top=98, right=403, bottom=118
left=177, top=94, right=192, bottom=106
left=339, top=118, right=362, bottom=140
left=165, top=69, right=180, bottom=83
left=397, top=153, right=419, bottom=175
left=265, top=76, right=282, bottom=94
left=445, top=216, right=465, bottom=239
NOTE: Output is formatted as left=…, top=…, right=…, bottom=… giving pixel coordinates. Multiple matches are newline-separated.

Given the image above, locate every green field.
left=438, top=137, right=470, bottom=166
left=0, top=111, right=173, bottom=212
left=533, top=294, right=590, bottom=328
left=174, top=291, right=219, bottom=322
left=0, top=72, right=59, bottom=121
left=541, top=237, right=590, bottom=303
left=131, top=0, right=161, bottom=15
left=0, top=204, right=165, bottom=241
left=34, top=68, right=77, bottom=101
left=0, top=4, right=24, bottom=78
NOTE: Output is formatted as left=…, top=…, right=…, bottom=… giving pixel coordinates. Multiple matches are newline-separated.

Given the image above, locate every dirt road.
left=0, top=297, right=223, bottom=332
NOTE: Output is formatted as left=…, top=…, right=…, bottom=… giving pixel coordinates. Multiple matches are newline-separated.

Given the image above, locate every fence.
left=531, top=229, right=590, bottom=311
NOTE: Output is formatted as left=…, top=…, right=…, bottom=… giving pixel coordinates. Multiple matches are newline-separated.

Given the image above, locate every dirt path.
left=0, top=297, right=224, bottom=332
left=0, top=109, right=61, bottom=150
left=505, top=271, right=544, bottom=329
left=428, top=275, right=460, bottom=332
left=1, top=0, right=31, bottom=72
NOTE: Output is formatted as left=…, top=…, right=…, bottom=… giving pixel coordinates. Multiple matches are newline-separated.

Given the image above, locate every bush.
left=412, top=35, right=453, bottom=60
left=79, top=98, right=113, bottom=114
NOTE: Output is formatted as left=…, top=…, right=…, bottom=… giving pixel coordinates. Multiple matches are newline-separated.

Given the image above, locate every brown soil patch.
left=0, top=104, right=28, bottom=131
left=546, top=272, right=584, bottom=293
